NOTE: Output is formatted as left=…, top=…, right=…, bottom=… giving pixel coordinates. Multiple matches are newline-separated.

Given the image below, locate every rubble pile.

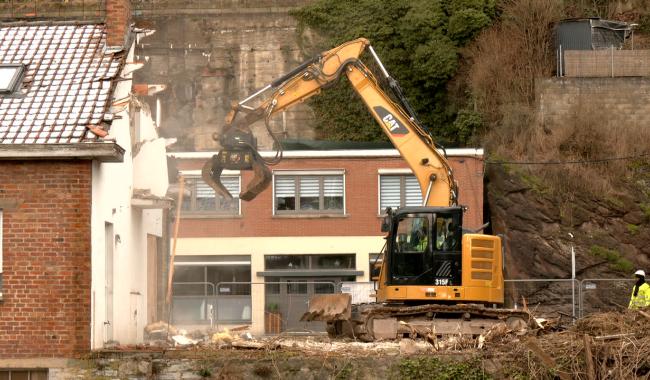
left=490, top=310, right=650, bottom=379
left=115, top=310, right=650, bottom=378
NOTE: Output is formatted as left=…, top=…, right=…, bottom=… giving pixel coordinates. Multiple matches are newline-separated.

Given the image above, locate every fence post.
left=571, top=245, right=576, bottom=318
left=560, top=45, right=564, bottom=78
left=611, top=45, right=614, bottom=78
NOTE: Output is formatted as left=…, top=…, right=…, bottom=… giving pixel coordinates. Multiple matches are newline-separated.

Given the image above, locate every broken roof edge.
left=0, top=19, right=103, bottom=27
left=0, top=142, right=125, bottom=162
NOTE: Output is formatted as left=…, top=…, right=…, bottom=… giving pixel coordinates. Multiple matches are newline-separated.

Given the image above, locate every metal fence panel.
left=579, top=278, right=635, bottom=318
left=170, top=278, right=638, bottom=332
left=171, top=281, right=337, bottom=335
left=340, top=282, right=375, bottom=304
left=504, top=279, right=578, bottom=319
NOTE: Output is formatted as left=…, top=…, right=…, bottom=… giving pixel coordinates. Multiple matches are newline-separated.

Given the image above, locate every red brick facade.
left=176, top=154, right=484, bottom=238
left=0, top=161, right=92, bottom=358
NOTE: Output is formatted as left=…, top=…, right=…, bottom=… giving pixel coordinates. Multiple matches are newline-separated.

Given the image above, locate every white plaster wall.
left=133, top=102, right=169, bottom=197
left=90, top=43, right=168, bottom=349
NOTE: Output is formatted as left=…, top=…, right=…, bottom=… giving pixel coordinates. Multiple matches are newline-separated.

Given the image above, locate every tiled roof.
left=0, top=22, right=123, bottom=144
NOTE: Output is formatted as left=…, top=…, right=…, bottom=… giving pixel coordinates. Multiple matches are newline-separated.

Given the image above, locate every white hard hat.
left=635, top=269, right=646, bottom=277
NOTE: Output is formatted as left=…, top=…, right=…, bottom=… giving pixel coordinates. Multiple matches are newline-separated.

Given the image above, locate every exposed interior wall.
left=133, top=7, right=316, bottom=151
left=90, top=43, right=169, bottom=349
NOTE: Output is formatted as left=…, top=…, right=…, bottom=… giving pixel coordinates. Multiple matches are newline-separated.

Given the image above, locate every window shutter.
left=323, top=176, right=343, bottom=196
left=196, top=180, right=215, bottom=198
left=404, top=176, right=422, bottom=206
left=275, top=176, right=295, bottom=197
left=380, top=176, right=401, bottom=209
left=220, top=176, right=240, bottom=199
left=300, top=177, right=320, bottom=197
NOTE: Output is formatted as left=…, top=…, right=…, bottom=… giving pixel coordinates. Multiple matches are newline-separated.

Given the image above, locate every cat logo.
left=373, top=106, right=408, bottom=136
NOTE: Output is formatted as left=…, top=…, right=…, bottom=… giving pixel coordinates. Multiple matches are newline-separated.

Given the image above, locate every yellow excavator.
left=202, top=38, right=529, bottom=341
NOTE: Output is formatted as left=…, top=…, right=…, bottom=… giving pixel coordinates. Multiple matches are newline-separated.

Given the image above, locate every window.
left=171, top=258, right=252, bottom=324
left=181, top=176, right=240, bottom=215
left=369, top=253, right=383, bottom=279
left=0, top=370, right=48, bottom=380
left=394, top=216, right=430, bottom=255
left=264, top=254, right=355, bottom=270
left=274, top=173, right=344, bottom=214
left=0, top=64, right=25, bottom=94
left=379, top=174, right=422, bottom=213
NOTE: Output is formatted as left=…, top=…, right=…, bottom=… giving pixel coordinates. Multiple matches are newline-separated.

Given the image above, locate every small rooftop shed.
left=556, top=18, right=631, bottom=51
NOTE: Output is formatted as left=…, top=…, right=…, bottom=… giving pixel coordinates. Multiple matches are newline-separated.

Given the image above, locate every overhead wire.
left=485, top=152, right=650, bottom=166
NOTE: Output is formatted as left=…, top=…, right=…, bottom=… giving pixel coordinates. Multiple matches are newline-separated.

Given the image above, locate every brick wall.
left=176, top=155, right=484, bottom=238
left=0, top=161, right=92, bottom=358
left=537, top=77, right=650, bottom=128
left=106, top=0, right=131, bottom=47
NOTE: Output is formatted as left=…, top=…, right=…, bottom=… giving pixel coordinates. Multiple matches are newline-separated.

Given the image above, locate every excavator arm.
left=203, top=38, right=458, bottom=206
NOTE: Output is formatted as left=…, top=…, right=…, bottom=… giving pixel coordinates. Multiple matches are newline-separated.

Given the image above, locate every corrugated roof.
left=0, top=22, right=124, bottom=144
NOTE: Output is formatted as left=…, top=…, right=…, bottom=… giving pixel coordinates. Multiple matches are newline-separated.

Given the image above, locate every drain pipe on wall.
left=569, top=232, right=576, bottom=320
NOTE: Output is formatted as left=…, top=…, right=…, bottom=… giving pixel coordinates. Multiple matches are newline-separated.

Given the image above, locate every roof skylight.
left=0, top=64, right=25, bottom=94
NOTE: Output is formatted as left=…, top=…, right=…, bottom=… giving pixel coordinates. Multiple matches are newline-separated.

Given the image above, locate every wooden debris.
left=636, top=309, right=650, bottom=321
left=525, top=337, right=571, bottom=380
left=583, top=334, right=595, bottom=380
left=232, top=341, right=280, bottom=350
left=594, top=332, right=636, bottom=340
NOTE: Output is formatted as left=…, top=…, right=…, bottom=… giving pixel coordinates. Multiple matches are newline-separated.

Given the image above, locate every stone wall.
left=537, top=77, right=650, bottom=129
left=36, top=350, right=418, bottom=380
left=133, top=4, right=317, bottom=151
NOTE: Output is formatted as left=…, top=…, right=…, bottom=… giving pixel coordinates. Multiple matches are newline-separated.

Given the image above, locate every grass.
left=627, top=224, right=640, bottom=235
left=590, top=245, right=634, bottom=273
left=393, top=357, right=490, bottom=380
left=519, top=171, right=549, bottom=195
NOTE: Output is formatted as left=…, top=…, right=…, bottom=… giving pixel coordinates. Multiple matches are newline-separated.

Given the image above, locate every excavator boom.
left=202, top=38, right=457, bottom=207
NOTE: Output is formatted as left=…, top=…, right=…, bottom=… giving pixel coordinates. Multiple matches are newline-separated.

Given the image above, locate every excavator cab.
left=201, top=127, right=272, bottom=202
left=387, top=207, right=463, bottom=288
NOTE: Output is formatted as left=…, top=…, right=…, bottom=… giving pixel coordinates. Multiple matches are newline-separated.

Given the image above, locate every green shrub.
left=590, top=245, right=634, bottom=273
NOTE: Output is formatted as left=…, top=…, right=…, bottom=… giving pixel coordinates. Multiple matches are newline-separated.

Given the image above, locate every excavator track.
left=324, top=303, right=532, bottom=342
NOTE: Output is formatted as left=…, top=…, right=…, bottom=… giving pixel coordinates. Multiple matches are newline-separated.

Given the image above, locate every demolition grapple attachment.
left=201, top=128, right=272, bottom=201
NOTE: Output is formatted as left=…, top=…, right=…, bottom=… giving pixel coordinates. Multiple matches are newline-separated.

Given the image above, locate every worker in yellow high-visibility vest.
left=629, top=269, right=650, bottom=309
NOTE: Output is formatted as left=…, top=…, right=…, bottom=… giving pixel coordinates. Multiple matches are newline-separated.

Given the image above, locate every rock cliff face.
left=133, top=5, right=317, bottom=151
left=487, top=163, right=650, bottom=281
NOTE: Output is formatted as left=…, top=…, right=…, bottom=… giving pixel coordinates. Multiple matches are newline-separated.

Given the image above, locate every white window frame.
left=377, top=169, right=422, bottom=214
left=0, top=64, right=25, bottom=94
left=272, top=170, right=346, bottom=216
left=179, top=170, right=242, bottom=216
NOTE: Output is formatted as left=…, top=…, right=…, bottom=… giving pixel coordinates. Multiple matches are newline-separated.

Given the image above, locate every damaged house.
left=0, top=0, right=170, bottom=366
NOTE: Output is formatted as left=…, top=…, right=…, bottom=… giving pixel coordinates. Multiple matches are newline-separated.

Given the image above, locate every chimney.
left=105, top=0, right=131, bottom=48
